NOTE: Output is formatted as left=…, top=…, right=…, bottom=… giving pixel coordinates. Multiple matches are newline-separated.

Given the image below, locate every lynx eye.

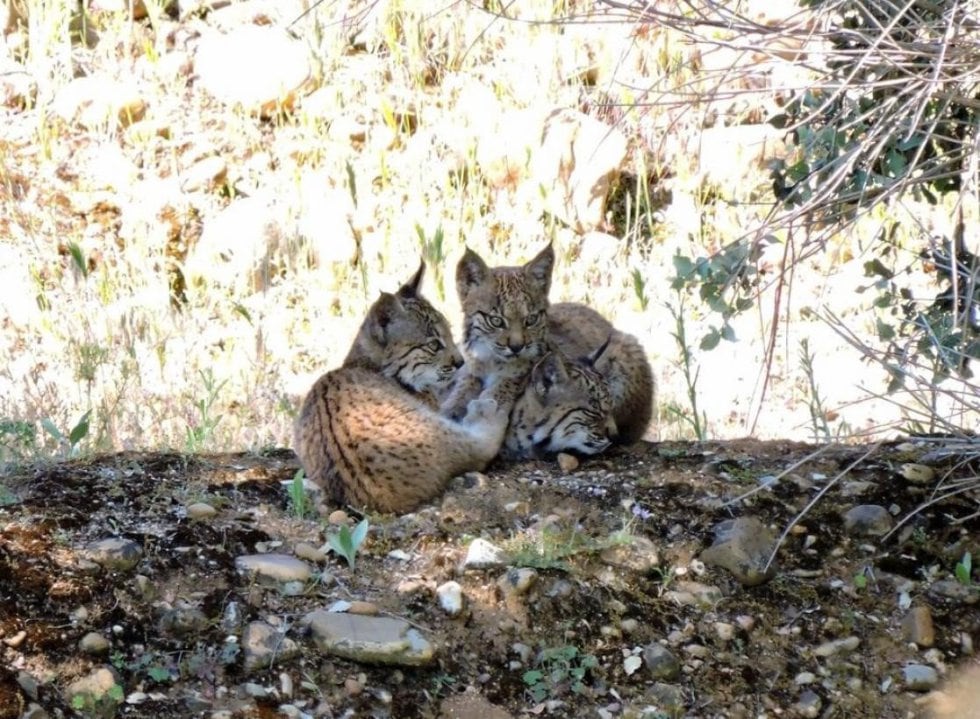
left=524, top=312, right=540, bottom=327
left=485, top=314, right=506, bottom=329
left=425, top=339, right=442, bottom=352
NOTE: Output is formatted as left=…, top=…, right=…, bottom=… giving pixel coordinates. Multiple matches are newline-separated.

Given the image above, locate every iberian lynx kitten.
left=444, top=243, right=655, bottom=458
left=293, top=263, right=509, bottom=514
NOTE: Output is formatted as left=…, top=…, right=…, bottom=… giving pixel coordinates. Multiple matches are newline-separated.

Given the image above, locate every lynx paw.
left=464, top=398, right=499, bottom=421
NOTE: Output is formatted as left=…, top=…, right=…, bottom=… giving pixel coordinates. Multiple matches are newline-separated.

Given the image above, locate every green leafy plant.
left=287, top=469, right=315, bottom=519
left=327, top=518, right=370, bottom=569
left=799, top=338, right=833, bottom=442
left=631, top=268, right=650, bottom=311
left=955, top=551, right=973, bottom=587
left=522, top=645, right=599, bottom=703
left=41, top=410, right=91, bottom=459
left=185, top=369, right=227, bottom=453
left=665, top=292, right=708, bottom=441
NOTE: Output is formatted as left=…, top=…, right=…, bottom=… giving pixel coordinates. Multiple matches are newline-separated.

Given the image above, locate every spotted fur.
left=502, top=345, right=616, bottom=460
left=293, top=264, right=508, bottom=514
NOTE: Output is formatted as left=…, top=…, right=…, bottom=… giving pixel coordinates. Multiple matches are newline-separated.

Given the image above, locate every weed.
left=41, top=411, right=91, bottom=459
left=0, top=418, right=37, bottom=468
left=185, top=369, right=227, bottom=453
left=955, top=551, right=973, bottom=586
left=631, top=268, right=650, bottom=311
left=327, top=518, right=369, bottom=569
left=665, top=294, right=708, bottom=440
left=287, top=469, right=316, bottom=519
left=522, top=644, right=598, bottom=703
left=507, top=522, right=632, bottom=572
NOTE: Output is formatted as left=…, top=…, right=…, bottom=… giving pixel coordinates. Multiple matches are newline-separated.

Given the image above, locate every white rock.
left=436, top=580, right=464, bottom=616
left=462, top=538, right=507, bottom=570
left=195, top=26, right=313, bottom=115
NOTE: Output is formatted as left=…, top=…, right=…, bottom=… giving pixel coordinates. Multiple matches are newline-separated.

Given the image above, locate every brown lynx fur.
left=293, top=264, right=509, bottom=514
left=444, top=243, right=655, bottom=457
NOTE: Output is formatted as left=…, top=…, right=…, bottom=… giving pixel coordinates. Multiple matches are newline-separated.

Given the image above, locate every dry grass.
left=0, top=0, right=971, bottom=466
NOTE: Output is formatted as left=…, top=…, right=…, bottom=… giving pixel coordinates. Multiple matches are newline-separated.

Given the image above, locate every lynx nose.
left=506, top=339, right=525, bottom=355
left=605, top=416, right=619, bottom=441
left=450, top=354, right=464, bottom=370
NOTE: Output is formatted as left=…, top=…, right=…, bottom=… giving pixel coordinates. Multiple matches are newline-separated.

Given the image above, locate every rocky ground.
left=1, top=439, right=978, bottom=718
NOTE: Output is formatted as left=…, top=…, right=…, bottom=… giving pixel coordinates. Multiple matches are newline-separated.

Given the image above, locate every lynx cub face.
left=455, top=244, right=554, bottom=366
left=345, top=262, right=462, bottom=397
left=504, top=344, right=616, bottom=460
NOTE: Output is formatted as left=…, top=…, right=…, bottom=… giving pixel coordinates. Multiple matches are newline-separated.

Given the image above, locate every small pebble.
left=557, top=453, right=579, bottom=471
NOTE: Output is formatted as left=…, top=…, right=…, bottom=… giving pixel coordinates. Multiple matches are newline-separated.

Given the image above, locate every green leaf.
left=720, top=324, right=737, bottom=342
left=700, top=329, right=720, bottom=351
left=522, top=669, right=543, bottom=686
left=147, top=666, right=171, bottom=682
left=67, top=242, right=88, bottom=278
left=345, top=160, right=358, bottom=208
left=769, top=114, right=788, bottom=129
left=41, top=418, right=63, bottom=442
left=69, top=410, right=91, bottom=447
left=351, top=518, right=369, bottom=548
left=672, top=254, right=695, bottom=281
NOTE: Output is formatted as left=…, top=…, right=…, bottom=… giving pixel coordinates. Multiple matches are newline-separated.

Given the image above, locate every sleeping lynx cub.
left=293, top=264, right=509, bottom=514
left=444, top=243, right=655, bottom=458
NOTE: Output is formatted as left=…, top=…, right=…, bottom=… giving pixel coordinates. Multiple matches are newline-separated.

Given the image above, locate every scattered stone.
left=235, top=553, right=312, bottom=594
left=903, top=663, right=939, bottom=691
left=664, top=580, right=723, bottom=609
left=327, top=509, right=350, bottom=525
left=556, top=452, right=579, bottom=472
left=929, top=580, right=979, bottom=605
left=599, top=535, right=659, bottom=573
left=64, top=667, right=123, bottom=716
left=531, top=108, right=628, bottom=232
left=186, top=502, right=217, bottom=520
left=497, top=567, right=538, bottom=596
left=85, top=538, right=143, bottom=571
left=294, top=542, right=327, bottom=563
left=437, top=581, right=464, bottom=616
left=793, top=689, right=822, bottom=718
left=242, top=621, right=299, bottom=673
left=620, top=618, right=639, bottom=635
left=795, top=671, right=817, bottom=685
left=347, top=601, right=379, bottom=616
left=221, top=601, right=243, bottom=634
left=642, top=643, right=681, bottom=681
left=157, top=604, right=209, bottom=638
left=303, top=611, right=434, bottom=666
left=623, top=654, right=643, bottom=676
left=52, top=75, right=146, bottom=130
left=899, top=463, right=935, bottom=484
left=4, top=630, right=26, bottom=648
left=643, top=682, right=685, bottom=713
left=714, top=622, right=735, bottom=642
left=902, top=606, right=936, bottom=647
left=78, top=632, right=110, bottom=655
left=813, top=635, right=861, bottom=657
left=179, top=156, right=228, bottom=193
left=462, top=538, right=507, bottom=570
left=700, top=516, right=777, bottom=586
left=842, top=505, right=894, bottom=536
left=194, top=25, right=314, bottom=115
left=841, top=481, right=875, bottom=497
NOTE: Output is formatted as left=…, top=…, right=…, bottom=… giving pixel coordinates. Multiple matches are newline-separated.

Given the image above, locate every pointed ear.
left=532, top=352, right=567, bottom=397
left=456, top=247, right=489, bottom=302
left=369, top=292, right=403, bottom=345
left=584, top=335, right=612, bottom=369
left=524, top=242, right=554, bottom=296
left=398, top=260, right=425, bottom=298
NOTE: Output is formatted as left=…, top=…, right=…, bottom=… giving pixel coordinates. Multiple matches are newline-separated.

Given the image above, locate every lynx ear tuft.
left=524, top=242, right=554, bottom=296
left=370, top=292, right=403, bottom=345
left=456, top=247, right=490, bottom=301
left=398, top=260, right=425, bottom=298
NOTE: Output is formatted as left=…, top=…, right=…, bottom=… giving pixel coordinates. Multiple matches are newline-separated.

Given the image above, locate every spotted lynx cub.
left=293, top=264, right=509, bottom=514
left=444, top=244, right=655, bottom=459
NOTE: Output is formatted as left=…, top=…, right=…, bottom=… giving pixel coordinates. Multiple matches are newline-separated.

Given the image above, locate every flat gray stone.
left=302, top=610, right=434, bottom=666
left=700, top=516, right=777, bottom=586
left=242, top=621, right=299, bottom=674
left=842, top=505, right=893, bottom=536
left=85, top=537, right=142, bottom=571
left=642, top=643, right=680, bottom=681
left=903, top=663, right=939, bottom=691
left=929, top=579, right=979, bottom=605
left=235, top=554, right=312, bottom=595
left=901, top=606, right=935, bottom=647
left=462, top=538, right=507, bottom=570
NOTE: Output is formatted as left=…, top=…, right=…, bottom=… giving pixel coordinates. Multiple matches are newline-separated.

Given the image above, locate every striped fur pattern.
left=293, top=264, right=508, bottom=514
